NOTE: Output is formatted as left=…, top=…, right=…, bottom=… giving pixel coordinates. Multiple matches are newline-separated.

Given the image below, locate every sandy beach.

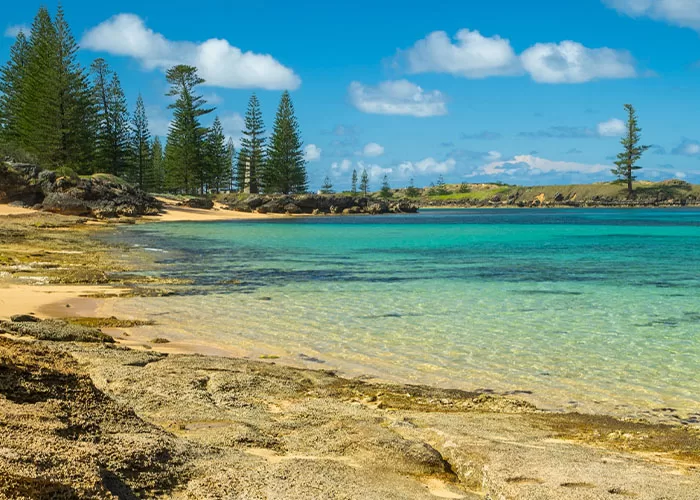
left=1, top=208, right=699, bottom=499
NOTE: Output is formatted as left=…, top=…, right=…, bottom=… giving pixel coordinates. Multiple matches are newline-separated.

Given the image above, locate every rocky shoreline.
left=0, top=211, right=699, bottom=498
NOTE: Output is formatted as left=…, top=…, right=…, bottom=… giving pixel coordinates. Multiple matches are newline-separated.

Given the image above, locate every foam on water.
left=104, top=209, right=700, bottom=422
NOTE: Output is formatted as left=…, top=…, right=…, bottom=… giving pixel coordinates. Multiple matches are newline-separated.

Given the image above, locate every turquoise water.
left=108, top=209, right=700, bottom=423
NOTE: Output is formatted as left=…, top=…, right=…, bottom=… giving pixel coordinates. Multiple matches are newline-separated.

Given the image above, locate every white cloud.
left=604, top=0, right=700, bottom=31
left=361, top=142, right=385, bottom=157
left=331, top=159, right=353, bottom=176
left=146, top=106, right=171, bottom=137
left=479, top=154, right=611, bottom=176
left=484, top=150, right=502, bottom=162
left=348, top=80, right=448, bottom=117
left=394, top=28, right=639, bottom=84
left=82, top=14, right=300, bottom=90
left=220, top=112, right=245, bottom=147
left=203, top=92, right=223, bottom=105
left=597, top=118, right=626, bottom=137
left=675, top=171, right=687, bottom=178
left=358, top=161, right=393, bottom=179
left=304, top=144, right=322, bottom=162
left=397, top=29, right=520, bottom=78
left=521, top=41, right=637, bottom=83
left=398, top=157, right=456, bottom=176
left=4, top=24, right=29, bottom=39
left=672, top=138, right=700, bottom=156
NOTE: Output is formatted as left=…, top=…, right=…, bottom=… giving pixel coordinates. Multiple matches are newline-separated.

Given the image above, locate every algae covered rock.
left=0, top=318, right=114, bottom=343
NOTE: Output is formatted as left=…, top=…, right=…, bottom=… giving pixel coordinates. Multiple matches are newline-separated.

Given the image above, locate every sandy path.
left=0, top=204, right=36, bottom=216
left=0, top=284, right=129, bottom=320
left=146, top=201, right=289, bottom=222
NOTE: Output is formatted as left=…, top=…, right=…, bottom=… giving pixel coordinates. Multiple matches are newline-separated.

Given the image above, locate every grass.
left=427, top=187, right=510, bottom=202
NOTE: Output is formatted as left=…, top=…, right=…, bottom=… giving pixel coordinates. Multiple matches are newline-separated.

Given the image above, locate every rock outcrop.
left=219, top=193, right=419, bottom=215
left=0, top=162, right=161, bottom=218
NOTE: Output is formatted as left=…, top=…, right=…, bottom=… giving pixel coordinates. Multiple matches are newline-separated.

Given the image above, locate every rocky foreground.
left=0, top=324, right=699, bottom=499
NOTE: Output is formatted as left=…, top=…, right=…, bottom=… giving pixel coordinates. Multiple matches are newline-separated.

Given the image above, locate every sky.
left=2, top=0, right=700, bottom=189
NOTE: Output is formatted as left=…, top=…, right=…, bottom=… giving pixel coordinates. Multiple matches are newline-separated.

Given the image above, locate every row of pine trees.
left=0, top=6, right=308, bottom=195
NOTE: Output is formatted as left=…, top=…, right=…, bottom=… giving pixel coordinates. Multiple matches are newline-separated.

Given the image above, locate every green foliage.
left=320, top=175, right=334, bottom=194
left=54, top=166, right=79, bottom=182
left=350, top=169, right=358, bottom=195
left=130, top=94, right=151, bottom=189
left=611, top=104, right=650, bottom=197
left=164, top=64, right=213, bottom=194
left=0, top=32, right=30, bottom=146
left=7, top=6, right=95, bottom=171
left=263, top=91, right=307, bottom=194
left=404, top=178, right=421, bottom=198
left=427, top=175, right=449, bottom=196
left=205, top=117, right=231, bottom=193
left=359, top=169, right=369, bottom=197
left=458, top=182, right=471, bottom=193
left=379, top=175, right=392, bottom=199
left=150, top=137, right=165, bottom=193
left=239, top=94, right=266, bottom=193
left=91, top=59, right=130, bottom=177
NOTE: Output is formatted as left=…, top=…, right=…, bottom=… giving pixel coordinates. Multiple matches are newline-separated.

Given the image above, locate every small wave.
left=144, top=248, right=169, bottom=253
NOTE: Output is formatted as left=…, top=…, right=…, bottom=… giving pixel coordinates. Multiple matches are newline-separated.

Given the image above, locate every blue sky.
left=3, top=0, right=700, bottom=189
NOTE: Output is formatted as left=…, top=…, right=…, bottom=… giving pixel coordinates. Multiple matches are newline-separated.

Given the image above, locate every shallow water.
left=106, top=209, right=700, bottom=423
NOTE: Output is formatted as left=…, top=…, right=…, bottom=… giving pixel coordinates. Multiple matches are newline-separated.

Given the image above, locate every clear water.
left=106, top=209, right=700, bottom=423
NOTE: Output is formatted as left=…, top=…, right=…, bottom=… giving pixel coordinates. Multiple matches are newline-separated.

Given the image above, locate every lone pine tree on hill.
left=264, top=91, right=308, bottom=194
left=351, top=169, right=358, bottom=195
left=380, top=174, right=391, bottom=199
left=611, top=104, right=650, bottom=198
left=320, top=175, right=334, bottom=194
left=360, top=169, right=370, bottom=197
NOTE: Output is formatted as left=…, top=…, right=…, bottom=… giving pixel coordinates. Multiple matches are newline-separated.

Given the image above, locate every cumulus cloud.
left=521, top=119, right=626, bottom=139
left=521, top=41, right=637, bottom=83
left=394, top=28, right=639, bottom=84
left=672, top=138, right=700, bottom=156
left=304, top=144, right=322, bottom=162
left=396, top=29, right=520, bottom=78
left=478, top=154, right=611, bottom=176
left=398, top=157, right=456, bottom=176
left=361, top=142, right=385, bottom=157
left=461, top=130, right=502, bottom=140
left=220, top=112, right=245, bottom=146
left=519, top=126, right=597, bottom=139
left=597, top=118, right=626, bottom=137
left=4, top=24, right=29, bottom=38
left=604, top=0, right=700, bottom=31
left=82, top=14, right=300, bottom=90
left=331, top=156, right=455, bottom=180
left=348, top=80, right=448, bottom=117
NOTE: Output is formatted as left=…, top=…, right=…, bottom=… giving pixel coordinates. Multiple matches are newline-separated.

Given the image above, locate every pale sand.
left=0, top=284, right=129, bottom=320
left=148, top=201, right=288, bottom=222
left=0, top=204, right=36, bottom=216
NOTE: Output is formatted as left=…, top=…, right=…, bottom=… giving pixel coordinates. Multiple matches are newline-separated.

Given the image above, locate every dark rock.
left=180, top=197, right=214, bottom=209
left=0, top=161, right=162, bottom=218
left=284, top=203, right=302, bottom=214
left=554, top=192, right=564, bottom=202
left=10, top=314, right=40, bottom=323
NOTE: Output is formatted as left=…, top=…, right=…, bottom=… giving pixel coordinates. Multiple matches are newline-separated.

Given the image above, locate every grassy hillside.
left=389, top=180, right=700, bottom=207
